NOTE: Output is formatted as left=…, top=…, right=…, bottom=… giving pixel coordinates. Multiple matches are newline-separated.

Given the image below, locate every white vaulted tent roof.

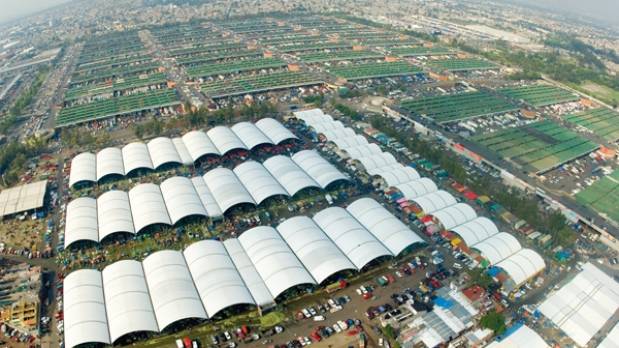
left=231, top=122, right=274, bottom=149
left=172, top=137, right=194, bottom=165
left=432, top=203, right=477, bottom=231
left=147, top=137, right=182, bottom=169
left=356, top=152, right=397, bottom=171
left=65, top=197, right=98, bottom=247
left=207, top=126, right=247, bottom=154
left=190, top=177, right=223, bottom=218
left=182, top=130, right=220, bottom=161
left=412, top=190, right=457, bottom=214
left=263, top=155, right=320, bottom=196
left=238, top=226, right=317, bottom=298
left=372, top=166, right=421, bottom=186
left=203, top=168, right=255, bottom=213
left=471, top=232, right=521, bottom=265
left=332, top=135, right=368, bottom=149
left=395, top=178, right=438, bottom=199
left=308, top=120, right=345, bottom=134
left=538, top=262, right=619, bottom=347
left=142, top=250, right=208, bottom=330
left=96, top=147, right=125, bottom=181
left=292, top=150, right=348, bottom=188
left=101, top=260, right=158, bottom=342
left=128, top=183, right=171, bottom=233
left=63, top=270, right=110, bottom=348
left=277, top=216, right=356, bottom=283
left=63, top=198, right=419, bottom=346
left=223, top=239, right=275, bottom=307
left=321, top=128, right=356, bottom=140
left=255, top=117, right=298, bottom=144
left=69, top=152, right=96, bottom=186
left=70, top=119, right=295, bottom=187
left=184, top=240, right=257, bottom=317
left=160, top=176, right=207, bottom=224
left=342, top=143, right=383, bottom=158
left=347, top=198, right=424, bottom=255
left=293, top=108, right=331, bottom=124
left=313, top=207, right=392, bottom=269
left=496, top=248, right=545, bottom=287
left=97, top=190, right=135, bottom=241
left=451, top=217, right=499, bottom=246
left=122, top=142, right=154, bottom=174
left=233, top=161, right=288, bottom=204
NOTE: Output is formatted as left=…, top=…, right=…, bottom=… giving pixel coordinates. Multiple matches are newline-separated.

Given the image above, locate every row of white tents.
left=64, top=198, right=424, bottom=348
left=69, top=118, right=298, bottom=186
left=295, top=108, right=545, bottom=288
left=64, top=150, right=349, bottom=247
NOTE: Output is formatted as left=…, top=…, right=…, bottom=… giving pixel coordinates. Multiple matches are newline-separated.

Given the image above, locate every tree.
left=382, top=324, right=396, bottom=340
left=468, top=268, right=494, bottom=288
left=480, top=311, right=506, bottom=335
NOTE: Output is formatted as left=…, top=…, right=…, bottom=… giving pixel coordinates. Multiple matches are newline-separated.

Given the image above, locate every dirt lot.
left=0, top=217, right=45, bottom=250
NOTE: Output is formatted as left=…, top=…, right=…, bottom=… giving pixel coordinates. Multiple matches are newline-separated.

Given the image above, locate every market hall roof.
left=63, top=198, right=424, bottom=348
left=69, top=118, right=297, bottom=187
left=64, top=153, right=348, bottom=248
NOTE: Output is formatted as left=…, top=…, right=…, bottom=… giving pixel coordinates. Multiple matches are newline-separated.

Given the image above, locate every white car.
left=332, top=323, right=342, bottom=333
left=356, top=288, right=363, bottom=295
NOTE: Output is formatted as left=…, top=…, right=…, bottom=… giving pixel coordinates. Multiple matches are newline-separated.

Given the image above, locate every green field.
left=563, top=108, right=619, bottom=142
left=390, top=46, right=453, bottom=57
left=399, top=91, right=518, bottom=123
left=200, top=71, right=323, bottom=98
left=297, top=50, right=383, bottom=63
left=498, top=84, right=579, bottom=108
left=65, top=73, right=168, bottom=101
left=328, top=61, right=423, bottom=80
left=186, top=58, right=287, bottom=78
left=576, top=169, right=619, bottom=223
left=472, top=120, right=598, bottom=173
left=57, top=89, right=180, bottom=127
left=428, top=58, right=498, bottom=72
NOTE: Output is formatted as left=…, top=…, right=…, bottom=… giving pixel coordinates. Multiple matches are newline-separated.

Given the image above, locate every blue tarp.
left=487, top=266, right=502, bottom=277
left=434, top=296, right=454, bottom=309
left=499, top=321, right=524, bottom=340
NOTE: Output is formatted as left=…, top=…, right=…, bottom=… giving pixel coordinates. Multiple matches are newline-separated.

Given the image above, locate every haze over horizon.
left=0, top=0, right=72, bottom=24
left=503, top=0, right=619, bottom=26
left=2, top=0, right=619, bottom=28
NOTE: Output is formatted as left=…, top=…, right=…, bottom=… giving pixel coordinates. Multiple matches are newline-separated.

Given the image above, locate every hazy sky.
left=504, top=0, right=619, bottom=25
left=0, top=0, right=72, bottom=23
